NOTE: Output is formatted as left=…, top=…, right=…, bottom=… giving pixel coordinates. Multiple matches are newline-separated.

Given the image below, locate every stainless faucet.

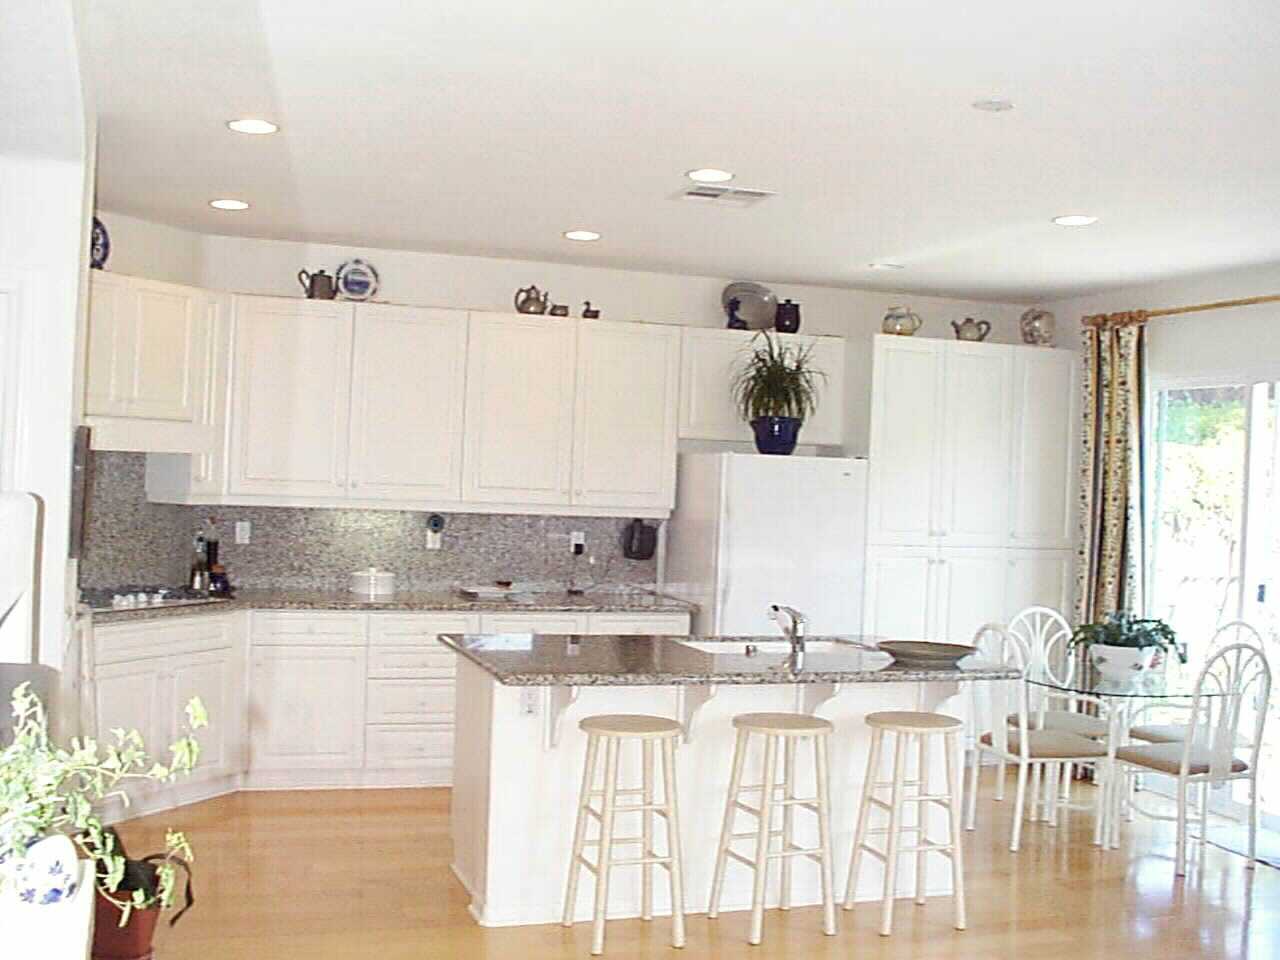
left=769, top=604, right=808, bottom=658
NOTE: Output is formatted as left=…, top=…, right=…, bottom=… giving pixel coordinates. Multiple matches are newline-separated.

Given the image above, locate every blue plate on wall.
left=337, top=258, right=379, bottom=300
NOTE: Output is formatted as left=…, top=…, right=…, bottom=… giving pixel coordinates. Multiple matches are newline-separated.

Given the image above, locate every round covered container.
left=349, top=567, right=395, bottom=598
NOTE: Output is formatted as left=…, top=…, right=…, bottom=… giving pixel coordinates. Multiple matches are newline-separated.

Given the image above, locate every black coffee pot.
left=298, top=269, right=338, bottom=299
left=775, top=299, right=801, bottom=333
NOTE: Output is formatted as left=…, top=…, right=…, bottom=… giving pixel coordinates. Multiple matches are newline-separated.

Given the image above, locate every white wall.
left=1046, top=261, right=1280, bottom=385
left=0, top=0, right=93, bottom=667
left=95, top=210, right=1034, bottom=453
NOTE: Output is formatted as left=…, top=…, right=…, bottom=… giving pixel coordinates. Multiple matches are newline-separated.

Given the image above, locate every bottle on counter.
left=190, top=532, right=211, bottom=592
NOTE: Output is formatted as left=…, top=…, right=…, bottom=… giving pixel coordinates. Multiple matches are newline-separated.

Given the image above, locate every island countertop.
left=438, top=633, right=1019, bottom=686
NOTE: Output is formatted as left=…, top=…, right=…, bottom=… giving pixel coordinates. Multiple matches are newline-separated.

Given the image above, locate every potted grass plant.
left=0, top=682, right=206, bottom=960
left=1069, top=611, right=1184, bottom=681
left=730, top=331, right=826, bottom=455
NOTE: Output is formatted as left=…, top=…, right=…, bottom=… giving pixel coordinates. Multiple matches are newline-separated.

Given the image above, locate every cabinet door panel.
left=935, top=548, right=1009, bottom=647
left=94, top=658, right=167, bottom=805
left=349, top=305, right=467, bottom=500
left=938, top=345, right=1012, bottom=545
left=866, top=338, right=942, bottom=544
left=1011, top=350, right=1078, bottom=548
left=169, top=647, right=243, bottom=783
left=1005, top=549, right=1074, bottom=620
left=367, top=679, right=454, bottom=724
left=129, top=286, right=198, bottom=420
left=573, top=321, right=679, bottom=508
left=863, top=547, right=936, bottom=639
left=678, top=328, right=845, bottom=445
left=248, top=645, right=366, bottom=769
left=462, top=314, right=575, bottom=504
left=229, top=297, right=353, bottom=497
left=84, top=273, right=132, bottom=416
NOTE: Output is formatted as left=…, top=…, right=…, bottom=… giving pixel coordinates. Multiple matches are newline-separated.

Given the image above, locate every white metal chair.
left=1007, top=606, right=1110, bottom=821
left=1129, top=621, right=1265, bottom=744
left=964, top=623, right=1109, bottom=851
left=1112, top=641, right=1272, bottom=875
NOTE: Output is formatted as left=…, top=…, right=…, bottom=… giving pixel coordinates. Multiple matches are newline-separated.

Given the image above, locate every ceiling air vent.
left=674, top=183, right=775, bottom=207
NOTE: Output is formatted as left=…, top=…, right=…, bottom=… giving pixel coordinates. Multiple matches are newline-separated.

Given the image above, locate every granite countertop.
left=439, top=634, right=1020, bottom=686
left=88, top=588, right=695, bottom=624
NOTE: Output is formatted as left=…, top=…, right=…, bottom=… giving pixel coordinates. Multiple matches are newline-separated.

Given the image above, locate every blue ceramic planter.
left=750, top=416, right=802, bottom=455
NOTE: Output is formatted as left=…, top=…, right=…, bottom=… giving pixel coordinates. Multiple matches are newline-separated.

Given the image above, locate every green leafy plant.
left=0, top=682, right=207, bottom=924
left=1069, top=611, right=1186, bottom=662
left=730, top=331, right=825, bottom=422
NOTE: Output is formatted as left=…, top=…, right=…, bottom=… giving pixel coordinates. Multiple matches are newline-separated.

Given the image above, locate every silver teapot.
left=513, top=285, right=550, bottom=314
left=951, top=316, right=991, bottom=341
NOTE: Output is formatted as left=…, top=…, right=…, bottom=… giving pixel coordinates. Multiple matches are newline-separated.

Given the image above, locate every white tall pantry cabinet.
left=863, top=335, right=1078, bottom=642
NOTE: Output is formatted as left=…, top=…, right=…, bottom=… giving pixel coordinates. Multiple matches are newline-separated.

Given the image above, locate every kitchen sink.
left=675, top=639, right=860, bottom=656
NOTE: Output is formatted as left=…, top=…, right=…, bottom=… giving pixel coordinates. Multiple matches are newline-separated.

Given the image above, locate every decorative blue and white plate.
left=90, top=216, right=110, bottom=270
left=2, top=835, right=80, bottom=906
left=336, top=258, right=379, bottom=300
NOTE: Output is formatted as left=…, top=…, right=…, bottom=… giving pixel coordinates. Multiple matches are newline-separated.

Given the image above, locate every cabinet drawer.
left=366, top=679, right=454, bottom=723
left=368, top=645, right=456, bottom=679
left=366, top=723, right=453, bottom=768
left=251, top=611, right=366, bottom=645
left=368, top=612, right=479, bottom=645
left=478, top=613, right=588, bottom=634
left=95, top=613, right=236, bottom=665
left=583, top=613, right=691, bottom=636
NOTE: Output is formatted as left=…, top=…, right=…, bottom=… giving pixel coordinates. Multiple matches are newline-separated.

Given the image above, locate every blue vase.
left=750, top=416, right=802, bottom=455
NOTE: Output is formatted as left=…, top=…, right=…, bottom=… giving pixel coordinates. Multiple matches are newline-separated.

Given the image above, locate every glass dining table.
left=1025, top=658, right=1221, bottom=848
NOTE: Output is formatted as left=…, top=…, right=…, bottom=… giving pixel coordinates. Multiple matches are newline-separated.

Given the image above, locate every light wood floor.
left=119, top=771, right=1277, bottom=960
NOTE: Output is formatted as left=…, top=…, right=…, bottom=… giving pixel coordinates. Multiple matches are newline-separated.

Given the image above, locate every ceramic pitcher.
left=882, top=306, right=923, bottom=336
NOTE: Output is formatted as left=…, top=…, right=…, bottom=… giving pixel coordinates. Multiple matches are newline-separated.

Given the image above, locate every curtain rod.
left=1148, top=292, right=1280, bottom=318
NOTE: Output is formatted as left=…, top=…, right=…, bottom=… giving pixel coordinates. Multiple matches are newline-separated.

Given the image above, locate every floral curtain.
left=1075, top=311, right=1148, bottom=624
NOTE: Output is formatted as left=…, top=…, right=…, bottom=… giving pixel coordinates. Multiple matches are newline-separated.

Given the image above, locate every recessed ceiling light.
left=563, top=229, right=601, bottom=242
left=227, top=118, right=278, bottom=135
left=686, top=168, right=735, bottom=184
left=869, top=262, right=904, bottom=270
left=209, top=198, right=249, bottom=211
left=972, top=97, right=1015, bottom=113
left=1052, top=214, right=1098, bottom=226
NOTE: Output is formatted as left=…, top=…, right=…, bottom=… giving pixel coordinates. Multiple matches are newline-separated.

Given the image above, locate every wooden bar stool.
left=562, top=714, right=686, bottom=955
left=843, top=710, right=966, bottom=937
left=708, top=712, right=837, bottom=945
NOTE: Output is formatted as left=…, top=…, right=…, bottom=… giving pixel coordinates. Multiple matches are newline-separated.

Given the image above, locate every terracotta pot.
left=92, top=891, right=160, bottom=960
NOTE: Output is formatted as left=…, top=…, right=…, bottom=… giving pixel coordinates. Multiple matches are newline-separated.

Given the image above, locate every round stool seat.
left=732, top=712, right=834, bottom=736
left=579, top=714, right=683, bottom=738
left=865, top=711, right=963, bottom=734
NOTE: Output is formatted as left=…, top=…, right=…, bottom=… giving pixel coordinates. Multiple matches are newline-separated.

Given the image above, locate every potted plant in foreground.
left=1070, top=611, right=1184, bottom=682
left=731, top=331, right=825, bottom=455
left=0, top=682, right=206, bottom=959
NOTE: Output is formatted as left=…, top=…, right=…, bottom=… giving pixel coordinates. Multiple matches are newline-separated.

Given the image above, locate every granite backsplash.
left=79, top=452, right=660, bottom=592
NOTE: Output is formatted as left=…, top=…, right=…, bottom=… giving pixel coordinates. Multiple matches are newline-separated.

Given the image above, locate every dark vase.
left=93, top=893, right=160, bottom=960
left=774, top=299, right=801, bottom=333
left=750, top=416, right=802, bottom=455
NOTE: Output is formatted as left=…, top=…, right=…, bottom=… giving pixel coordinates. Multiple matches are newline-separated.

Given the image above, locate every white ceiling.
left=87, top=1, right=1280, bottom=302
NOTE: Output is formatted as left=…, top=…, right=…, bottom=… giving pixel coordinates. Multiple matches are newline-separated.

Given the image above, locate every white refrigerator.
left=664, top=453, right=868, bottom=636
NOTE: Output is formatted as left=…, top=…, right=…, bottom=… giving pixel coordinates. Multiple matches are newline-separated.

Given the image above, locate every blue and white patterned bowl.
left=0, top=835, right=81, bottom=906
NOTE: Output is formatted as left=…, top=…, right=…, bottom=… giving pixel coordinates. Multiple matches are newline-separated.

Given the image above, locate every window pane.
left=1149, top=385, right=1248, bottom=655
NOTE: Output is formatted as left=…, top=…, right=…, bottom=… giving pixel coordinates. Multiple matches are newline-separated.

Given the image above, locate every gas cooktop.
left=80, top=584, right=233, bottom=611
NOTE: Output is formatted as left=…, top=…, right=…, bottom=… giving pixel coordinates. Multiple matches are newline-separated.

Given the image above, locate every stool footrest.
left=609, top=856, right=676, bottom=867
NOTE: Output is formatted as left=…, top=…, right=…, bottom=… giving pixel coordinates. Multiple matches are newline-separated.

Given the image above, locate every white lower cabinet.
left=863, top=545, right=1073, bottom=644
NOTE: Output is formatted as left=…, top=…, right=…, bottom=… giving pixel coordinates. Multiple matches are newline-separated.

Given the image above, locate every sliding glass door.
left=1149, top=380, right=1279, bottom=823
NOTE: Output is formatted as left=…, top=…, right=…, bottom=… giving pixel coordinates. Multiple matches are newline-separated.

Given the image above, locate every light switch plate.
left=234, top=520, right=251, bottom=544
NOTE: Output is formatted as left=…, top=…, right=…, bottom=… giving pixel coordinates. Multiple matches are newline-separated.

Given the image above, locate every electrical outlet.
left=426, top=530, right=442, bottom=550
left=234, top=520, right=251, bottom=545
left=570, top=530, right=586, bottom=555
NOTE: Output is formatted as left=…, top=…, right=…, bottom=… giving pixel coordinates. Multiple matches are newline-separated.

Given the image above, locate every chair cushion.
left=1114, top=742, right=1248, bottom=776
left=980, top=729, right=1108, bottom=759
left=1008, top=711, right=1109, bottom=738
left=1128, top=722, right=1190, bottom=744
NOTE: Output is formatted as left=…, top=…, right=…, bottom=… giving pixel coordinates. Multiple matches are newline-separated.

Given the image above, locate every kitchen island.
left=441, top=632, right=1018, bottom=928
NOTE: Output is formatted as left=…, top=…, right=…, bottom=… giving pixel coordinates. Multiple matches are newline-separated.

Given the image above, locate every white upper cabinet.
left=937, top=344, right=1013, bottom=546
left=1010, top=348, right=1079, bottom=548
left=84, top=272, right=222, bottom=452
left=866, top=336, right=1075, bottom=550
left=866, top=337, right=944, bottom=544
left=572, top=321, right=680, bottom=509
left=463, top=313, right=577, bottom=504
left=228, top=297, right=355, bottom=498
left=348, top=305, right=467, bottom=501
left=678, top=328, right=846, bottom=447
